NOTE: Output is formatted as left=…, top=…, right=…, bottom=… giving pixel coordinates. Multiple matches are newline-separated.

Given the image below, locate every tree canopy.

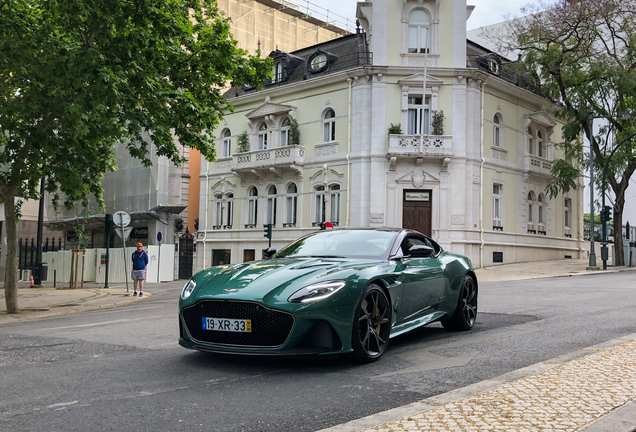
left=488, top=0, right=636, bottom=265
left=0, top=0, right=272, bottom=313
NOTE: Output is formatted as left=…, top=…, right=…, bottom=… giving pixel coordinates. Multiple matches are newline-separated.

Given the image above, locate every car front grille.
left=182, top=300, right=294, bottom=347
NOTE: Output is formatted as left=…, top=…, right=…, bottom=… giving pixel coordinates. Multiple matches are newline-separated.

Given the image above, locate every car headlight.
left=288, top=280, right=346, bottom=303
left=180, top=279, right=196, bottom=300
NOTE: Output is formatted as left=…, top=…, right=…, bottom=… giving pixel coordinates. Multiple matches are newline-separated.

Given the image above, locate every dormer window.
left=408, top=9, right=431, bottom=54
left=273, top=62, right=284, bottom=83
left=308, top=51, right=337, bottom=74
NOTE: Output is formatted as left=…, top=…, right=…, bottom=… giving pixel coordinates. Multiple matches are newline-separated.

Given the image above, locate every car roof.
left=327, top=227, right=405, bottom=233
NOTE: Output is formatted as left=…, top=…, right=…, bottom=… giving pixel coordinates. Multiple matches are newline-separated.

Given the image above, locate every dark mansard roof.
left=225, top=32, right=371, bottom=98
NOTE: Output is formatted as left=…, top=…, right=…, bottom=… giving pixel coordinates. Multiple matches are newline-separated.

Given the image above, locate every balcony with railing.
left=524, top=154, right=554, bottom=178
left=387, top=135, right=453, bottom=158
left=232, top=145, right=305, bottom=173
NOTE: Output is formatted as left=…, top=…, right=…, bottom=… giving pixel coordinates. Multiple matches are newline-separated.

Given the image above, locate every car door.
left=397, top=235, right=446, bottom=322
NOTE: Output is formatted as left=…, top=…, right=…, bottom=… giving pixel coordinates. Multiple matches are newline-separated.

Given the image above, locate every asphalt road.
left=1, top=271, right=635, bottom=432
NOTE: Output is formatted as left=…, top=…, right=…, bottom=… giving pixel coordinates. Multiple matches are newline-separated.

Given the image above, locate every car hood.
left=188, top=257, right=386, bottom=307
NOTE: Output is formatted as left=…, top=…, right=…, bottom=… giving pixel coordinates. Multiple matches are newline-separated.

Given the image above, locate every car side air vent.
left=381, top=275, right=401, bottom=286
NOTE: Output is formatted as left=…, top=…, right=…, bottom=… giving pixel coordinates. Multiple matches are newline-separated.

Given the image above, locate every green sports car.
left=179, top=228, right=478, bottom=362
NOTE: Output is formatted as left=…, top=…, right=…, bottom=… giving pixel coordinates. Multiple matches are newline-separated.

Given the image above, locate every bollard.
left=54, top=270, right=57, bottom=288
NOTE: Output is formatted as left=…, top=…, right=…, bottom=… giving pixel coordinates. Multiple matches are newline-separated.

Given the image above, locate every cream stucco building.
left=196, top=0, right=585, bottom=269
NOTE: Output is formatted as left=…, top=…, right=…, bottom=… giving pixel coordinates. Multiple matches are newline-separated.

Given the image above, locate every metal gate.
left=178, top=232, right=194, bottom=280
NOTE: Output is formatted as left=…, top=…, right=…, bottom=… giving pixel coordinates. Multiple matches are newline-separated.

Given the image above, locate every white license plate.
left=202, top=317, right=252, bottom=333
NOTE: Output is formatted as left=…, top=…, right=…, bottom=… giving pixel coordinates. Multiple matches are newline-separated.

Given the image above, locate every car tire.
left=441, top=274, right=477, bottom=331
left=351, top=284, right=392, bottom=363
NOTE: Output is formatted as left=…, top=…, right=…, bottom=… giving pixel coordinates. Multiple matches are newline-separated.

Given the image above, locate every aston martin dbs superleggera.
left=179, top=228, right=478, bottom=362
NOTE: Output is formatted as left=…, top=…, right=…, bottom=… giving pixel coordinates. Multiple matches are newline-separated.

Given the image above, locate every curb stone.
left=317, top=332, right=636, bottom=432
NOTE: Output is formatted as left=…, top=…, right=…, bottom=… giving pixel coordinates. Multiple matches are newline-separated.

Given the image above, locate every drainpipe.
left=346, top=77, right=353, bottom=227
left=479, top=80, right=486, bottom=268
left=202, top=158, right=210, bottom=270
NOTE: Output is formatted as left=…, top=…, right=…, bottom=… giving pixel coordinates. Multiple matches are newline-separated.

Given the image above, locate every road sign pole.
left=121, top=213, right=129, bottom=293
left=105, top=234, right=110, bottom=289
left=157, top=232, right=163, bottom=283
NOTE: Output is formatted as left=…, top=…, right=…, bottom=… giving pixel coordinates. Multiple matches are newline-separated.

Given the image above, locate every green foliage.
left=236, top=131, right=250, bottom=153
left=546, top=159, right=579, bottom=199
left=432, top=111, right=445, bottom=135
left=0, top=0, right=272, bottom=210
left=388, top=123, right=402, bottom=135
left=289, top=118, right=300, bottom=146
left=73, top=206, right=93, bottom=249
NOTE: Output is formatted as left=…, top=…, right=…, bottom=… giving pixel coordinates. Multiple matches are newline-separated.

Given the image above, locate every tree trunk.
left=3, top=191, right=20, bottom=314
left=613, top=200, right=624, bottom=266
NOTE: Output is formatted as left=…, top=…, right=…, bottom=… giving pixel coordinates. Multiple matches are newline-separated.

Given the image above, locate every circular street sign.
left=157, top=231, right=163, bottom=242
left=113, top=211, right=131, bottom=228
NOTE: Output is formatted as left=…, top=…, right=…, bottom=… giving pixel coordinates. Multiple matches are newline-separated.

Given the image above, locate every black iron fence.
left=18, top=237, right=64, bottom=271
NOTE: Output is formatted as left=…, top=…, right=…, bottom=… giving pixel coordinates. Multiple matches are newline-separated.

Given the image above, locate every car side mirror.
left=262, top=247, right=277, bottom=259
left=408, top=245, right=434, bottom=258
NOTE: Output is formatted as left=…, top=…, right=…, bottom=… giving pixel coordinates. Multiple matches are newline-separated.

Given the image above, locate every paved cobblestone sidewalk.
left=364, top=340, right=636, bottom=432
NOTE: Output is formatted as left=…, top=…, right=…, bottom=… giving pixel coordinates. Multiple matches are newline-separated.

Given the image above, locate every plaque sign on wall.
left=405, top=191, right=430, bottom=202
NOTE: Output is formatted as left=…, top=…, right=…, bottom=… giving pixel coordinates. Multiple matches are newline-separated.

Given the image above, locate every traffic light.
left=263, top=224, right=272, bottom=239
left=601, top=206, right=612, bottom=223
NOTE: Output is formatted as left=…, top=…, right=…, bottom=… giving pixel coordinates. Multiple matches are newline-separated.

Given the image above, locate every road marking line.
left=47, top=401, right=78, bottom=409
left=34, top=316, right=165, bottom=331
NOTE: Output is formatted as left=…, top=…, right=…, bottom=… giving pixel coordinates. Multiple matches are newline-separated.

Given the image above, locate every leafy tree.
left=0, top=0, right=271, bottom=313
left=488, top=0, right=636, bottom=265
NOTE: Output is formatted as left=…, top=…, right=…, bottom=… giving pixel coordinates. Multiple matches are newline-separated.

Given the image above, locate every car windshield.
left=276, top=230, right=397, bottom=260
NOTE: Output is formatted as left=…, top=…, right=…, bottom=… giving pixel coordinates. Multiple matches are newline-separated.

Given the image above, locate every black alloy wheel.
left=442, top=275, right=477, bottom=331
left=352, top=284, right=391, bottom=363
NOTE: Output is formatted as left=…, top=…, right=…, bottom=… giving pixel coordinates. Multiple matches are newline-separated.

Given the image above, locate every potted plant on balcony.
left=174, top=218, right=184, bottom=231
left=432, top=111, right=445, bottom=135
left=388, top=123, right=402, bottom=136
left=289, top=118, right=300, bottom=146
left=194, top=218, right=199, bottom=231
left=236, top=131, right=250, bottom=153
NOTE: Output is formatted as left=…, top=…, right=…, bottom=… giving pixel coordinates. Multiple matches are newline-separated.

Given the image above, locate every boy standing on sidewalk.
left=132, top=242, right=149, bottom=296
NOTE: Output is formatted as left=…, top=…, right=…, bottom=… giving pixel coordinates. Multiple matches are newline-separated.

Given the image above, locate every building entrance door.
left=402, top=190, right=432, bottom=236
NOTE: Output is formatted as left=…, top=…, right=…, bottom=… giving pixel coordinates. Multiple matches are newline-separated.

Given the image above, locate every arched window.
left=323, top=109, right=335, bottom=142
left=273, top=62, right=283, bottom=83
left=537, top=130, right=544, bottom=158
left=330, top=184, right=341, bottom=225
left=527, top=191, right=536, bottom=233
left=564, top=198, right=572, bottom=237
left=314, top=185, right=326, bottom=224
left=527, top=127, right=534, bottom=155
left=247, top=187, right=258, bottom=227
left=280, top=118, right=291, bottom=147
left=538, top=194, right=546, bottom=234
left=408, top=9, right=431, bottom=54
left=267, top=185, right=277, bottom=226
left=222, top=129, right=231, bottom=158
left=258, top=123, right=268, bottom=150
left=214, top=194, right=223, bottom=229
left=225, top=193, right=234, bottom=228
left=286, top=183, right=298, bottom=227
left=493, top=114, right=502, bottom=147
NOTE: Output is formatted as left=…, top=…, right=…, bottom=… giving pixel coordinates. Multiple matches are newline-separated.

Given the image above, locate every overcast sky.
left=310, top=0, right=530, bottom=32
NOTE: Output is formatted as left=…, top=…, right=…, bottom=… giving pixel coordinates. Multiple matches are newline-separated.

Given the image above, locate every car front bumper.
left=178, top=300, right=357, bottom=356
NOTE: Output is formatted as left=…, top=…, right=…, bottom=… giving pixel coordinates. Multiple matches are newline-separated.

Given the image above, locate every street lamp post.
left=587, top=115, right=597, bottom=269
